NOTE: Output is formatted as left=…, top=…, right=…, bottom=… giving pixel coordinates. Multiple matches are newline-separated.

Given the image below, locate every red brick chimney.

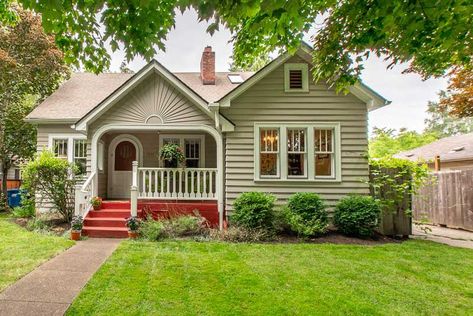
left=200, top=46, right=215, bottom=85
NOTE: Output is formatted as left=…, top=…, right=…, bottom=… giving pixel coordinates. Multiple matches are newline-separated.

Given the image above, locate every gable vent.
left=289, top=69, right=303, bottom=89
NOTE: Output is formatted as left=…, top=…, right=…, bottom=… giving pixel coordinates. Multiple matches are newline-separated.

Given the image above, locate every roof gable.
left=74, top=60, right=230, bottom=132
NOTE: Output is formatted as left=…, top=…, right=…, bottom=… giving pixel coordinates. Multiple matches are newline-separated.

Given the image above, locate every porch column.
left=216, top=131, right=224, bottom=230
left=130, top=161, right=138, bottom=217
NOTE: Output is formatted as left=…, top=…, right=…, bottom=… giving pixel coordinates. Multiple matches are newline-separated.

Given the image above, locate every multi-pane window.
left=314, top=129, right=334, bottom=177
left=53, top=139, right=68, bottom=159
left=73, top=139, right=87, bottom=175
left=255, top=124, right=340, bottom=181
left=185, top=139, right=200, bottom=168
left=259, top=128, right=279, bottom=177
left=287, top=128, right=306, bottom=177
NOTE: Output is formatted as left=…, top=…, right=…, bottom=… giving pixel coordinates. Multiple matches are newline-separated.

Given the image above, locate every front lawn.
left=0, top=215, right=75, bottom=291
left=67, top=240, right=473, bottom=315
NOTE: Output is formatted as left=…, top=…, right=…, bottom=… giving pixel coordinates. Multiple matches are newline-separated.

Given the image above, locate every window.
left=284, top=63, right=309, bottom=92
left=184, top=139, right=200, bottom=168
left=160, top=135, right=205, bottom=168
left=49, top=135, right=87, bottom=174
left=53, top=139, right=68, bottom=159
left=287, top=128, right=306, bottom=177
left=259, top=128, right=279, bottom=177
left=314, top=128, right=334, bottom=177
left=255, top=123, right=340, bottom=181
left=98, top=141, right=105, bottom=172
left=73, top=139, right=87, bottom=175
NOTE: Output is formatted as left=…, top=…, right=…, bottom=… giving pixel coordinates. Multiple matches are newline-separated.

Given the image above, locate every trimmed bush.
left=140, top=218, right=166, bottom=241
left=333, top=195, right=381, bottom=237
left=285, top=192, right=328, bottom=237
left=231, top=192, right=276, bottom=231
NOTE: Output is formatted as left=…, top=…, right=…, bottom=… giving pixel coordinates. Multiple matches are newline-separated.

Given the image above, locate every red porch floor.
left=82, top=200, right=219, bottom=238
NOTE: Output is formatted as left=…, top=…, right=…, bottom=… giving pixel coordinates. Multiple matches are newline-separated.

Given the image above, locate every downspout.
left=209, top=102, right=225, bottom=230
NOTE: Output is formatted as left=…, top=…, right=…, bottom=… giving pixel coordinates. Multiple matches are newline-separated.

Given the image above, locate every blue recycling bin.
left=7, top=189, right=22, bottom=208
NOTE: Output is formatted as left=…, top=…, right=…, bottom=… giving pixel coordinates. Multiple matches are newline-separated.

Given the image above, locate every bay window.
left=255, top=123, right=340, bottom=181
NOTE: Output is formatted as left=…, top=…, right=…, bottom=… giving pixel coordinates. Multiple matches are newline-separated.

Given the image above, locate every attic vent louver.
left=228, top=74, right=244, bottom=84
left=289, top=69, right=303, bottom=89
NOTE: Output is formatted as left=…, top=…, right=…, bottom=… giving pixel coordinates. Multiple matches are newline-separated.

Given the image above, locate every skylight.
left=449, top=146, right=465, bottom=153
left=228, top=74, right=244, bottom=84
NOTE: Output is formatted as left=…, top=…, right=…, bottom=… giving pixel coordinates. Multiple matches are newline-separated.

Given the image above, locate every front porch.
left=75, top=127, right=224, bottom=237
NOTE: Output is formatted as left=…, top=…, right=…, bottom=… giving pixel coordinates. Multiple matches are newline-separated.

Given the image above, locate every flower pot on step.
left=128, top=230, right=139, bottom=239
left=93, top=205, right=101, bottom=211
left=71, top=230, right=81, bottom=241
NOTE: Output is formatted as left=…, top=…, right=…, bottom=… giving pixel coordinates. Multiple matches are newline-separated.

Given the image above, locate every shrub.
left=26, top=217, right=50, bottom=232
left=285, top=192, right=328, bottom=237
left=209, top=225, right=274, bottom=243
left=125, top=216, right=140, bottom=231
left=231, top=192, right=276, bottom=231
left=11, top=196, right=35, bottom=218
left=21, top=150, right=79, bottom=223
left=140, top=218, right=166, bottom=241
left=140, top=213, right=208, bottom=241
left=333, top=195, right=381, bottom=237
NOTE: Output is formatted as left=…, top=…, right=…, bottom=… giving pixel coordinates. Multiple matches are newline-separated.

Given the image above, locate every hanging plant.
left=159, top=143, right=185, bottom=168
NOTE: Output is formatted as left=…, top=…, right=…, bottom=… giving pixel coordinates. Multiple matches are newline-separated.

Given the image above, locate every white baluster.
left=196, top=170, right=202, bottom=199
left=172, top=170, right=176, bottom=198
left=203, top=171, right=208, bottom=199
left=209, top=170, right=213, bottom=199
left=166, top=170, right=170, bottom=198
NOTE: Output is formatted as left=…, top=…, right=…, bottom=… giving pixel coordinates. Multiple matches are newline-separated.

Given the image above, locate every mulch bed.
left=12, top=216, right=70, bottom=236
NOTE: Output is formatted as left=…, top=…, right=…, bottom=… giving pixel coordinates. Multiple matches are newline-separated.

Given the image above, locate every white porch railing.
left=137, top=167, right=218, bottom=200
left=74, top=171, right=96, bottom=217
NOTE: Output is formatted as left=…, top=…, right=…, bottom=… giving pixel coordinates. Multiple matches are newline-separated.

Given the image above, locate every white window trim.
left=158, top=134, right=206, bottom=168
left=284, top=63, right=309, bottom=93
left=258, top=127, right=280, bottom=179
left=254, top=122, right=341, bottom=182
left=48, top=134, right=87, bottom=164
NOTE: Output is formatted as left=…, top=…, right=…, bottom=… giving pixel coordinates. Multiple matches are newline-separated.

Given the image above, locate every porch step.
left=88, top=209, right=132, bottom=218
left=101, top=201, right=130, bottom=209
left=82, top=226, right=128, bottom=238
left=84, top=217, right=127, bottom=227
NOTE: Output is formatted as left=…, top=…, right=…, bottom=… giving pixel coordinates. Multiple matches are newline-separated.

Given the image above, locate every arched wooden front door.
left=109, top=138, right=139, bottom=199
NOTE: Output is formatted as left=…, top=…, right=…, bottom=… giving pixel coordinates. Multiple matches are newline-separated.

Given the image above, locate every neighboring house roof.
left=395, top=132, right=473, bottom=163
left=26, top=71, right=252, bottom=122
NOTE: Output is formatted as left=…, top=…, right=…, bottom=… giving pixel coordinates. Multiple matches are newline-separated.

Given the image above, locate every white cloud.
left=108, top=9, right=447, bottom=133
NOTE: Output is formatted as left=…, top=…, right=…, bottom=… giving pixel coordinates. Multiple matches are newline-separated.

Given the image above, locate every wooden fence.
left=412, top=169, right=473, bottom=231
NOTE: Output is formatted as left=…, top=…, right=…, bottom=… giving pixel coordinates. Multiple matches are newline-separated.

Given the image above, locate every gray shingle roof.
left=26, top=71, right=254, bottom=122
left=394, top=132, right=473, bottom=162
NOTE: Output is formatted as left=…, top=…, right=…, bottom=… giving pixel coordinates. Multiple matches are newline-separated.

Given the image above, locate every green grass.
left=0, top=214, right=75, bottom=291
left=67, top=240, right=473, bottom=316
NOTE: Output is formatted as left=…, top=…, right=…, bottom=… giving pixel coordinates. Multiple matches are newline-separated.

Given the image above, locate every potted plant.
left=90, top=196, right=102, bottom=210
left=159, top=143, right=185, bottom=168
left=70, top=215, right=83, bottom=240
left=125, top=216, right=140, bottom=238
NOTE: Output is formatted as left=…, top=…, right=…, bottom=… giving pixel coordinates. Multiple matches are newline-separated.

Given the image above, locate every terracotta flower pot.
left=128, top=230, right=138, bottom=239
left=71, top=230, right=81, bottom=241
left=93, top=204, right=101, bottom=211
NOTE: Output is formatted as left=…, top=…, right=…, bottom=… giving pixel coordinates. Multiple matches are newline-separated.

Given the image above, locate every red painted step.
left=83, top=217, right=127, bottom=227
left=88, top=209, right=132, bottom=218
left=82, top=226, right=128, bottom=238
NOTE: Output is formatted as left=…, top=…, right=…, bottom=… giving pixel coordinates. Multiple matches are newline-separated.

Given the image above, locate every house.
left=395, top=132, right=473, bottom=170
left=25, top=45, right=389, bottom=237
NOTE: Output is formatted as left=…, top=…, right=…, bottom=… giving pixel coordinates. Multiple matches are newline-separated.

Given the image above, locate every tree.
left=229, top=54, right=271, bottom=72
left=424, top=93, right=473, bottom=137
left=439, top=67, right=473, bottom=117
left=0, top=6, right=69, bottom=207
left=1, top=96, right=37, bottom=199
left=369, top=128, right=438, bottom=158
left=1, top=1, right=471, bottom=90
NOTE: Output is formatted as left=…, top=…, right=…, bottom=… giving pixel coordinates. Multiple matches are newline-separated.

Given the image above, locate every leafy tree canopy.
left=369, top=127, right=438, bottom=158
left=1, top=1, right=471, bottom=89
left=0, top=5, right=69, bottom=206
left=425, top=93, right=473, bottom=137
left=439, top=66, right=473, bottom=117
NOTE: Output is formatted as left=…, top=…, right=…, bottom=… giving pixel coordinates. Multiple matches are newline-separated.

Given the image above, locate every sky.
left=108, top=10, right=448, bottom=134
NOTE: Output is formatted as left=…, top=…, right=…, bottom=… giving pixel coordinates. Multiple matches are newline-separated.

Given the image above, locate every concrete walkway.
left=0, top=238, right=121, bottom=316
left=412, top=224, right=473, bottom=249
